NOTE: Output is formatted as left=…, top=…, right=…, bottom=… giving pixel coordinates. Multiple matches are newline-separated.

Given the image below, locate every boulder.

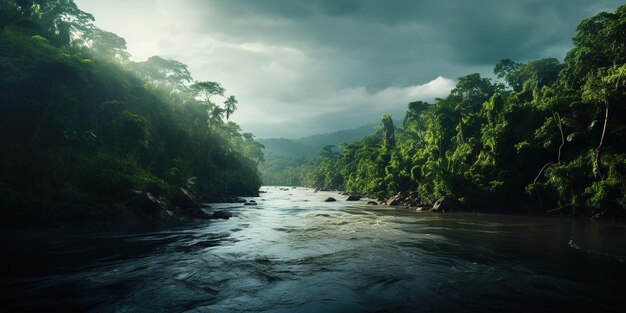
left=324, top=197, right=337, bottom=202
left=367, top=201, right=378, bottom=205
left=181, top=206, right=211, bottom=219
left=160, top=209, right=177, bottom=220
left=211, top=210, right=233, bottom=219
left=129, top=192, right=164, bottom=216
left=244, top=202, right=258, bottom=206
left=387, top=193, right=403, bottom=206
left=431, top=197, right=459, bottom=212
left=172, top=187, right=201, bottom=209
left=377, top=196, right=387, bottom=205
left=173, top=207, right=185, bottom=216
left=346, top=195, right=361, bottom=201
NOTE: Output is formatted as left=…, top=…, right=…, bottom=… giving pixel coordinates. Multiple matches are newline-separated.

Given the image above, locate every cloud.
left=230, top=76, right=456, bottom=138
left=75, top=0, right=625, bottom=138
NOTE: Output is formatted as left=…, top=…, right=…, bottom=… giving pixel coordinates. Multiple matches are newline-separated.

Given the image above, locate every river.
left=2, top=186, right=625, bottom=312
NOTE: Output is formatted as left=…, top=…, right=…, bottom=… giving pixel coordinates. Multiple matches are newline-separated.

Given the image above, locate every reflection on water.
left=2, top=187, right=625, bottom=312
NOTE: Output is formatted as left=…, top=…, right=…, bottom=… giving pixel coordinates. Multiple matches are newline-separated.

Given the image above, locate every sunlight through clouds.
left=75, top=0, right=624, bottom=137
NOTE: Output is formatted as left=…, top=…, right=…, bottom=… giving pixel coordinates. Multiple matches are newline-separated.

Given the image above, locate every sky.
left=75, top=0, right=623, bottom=138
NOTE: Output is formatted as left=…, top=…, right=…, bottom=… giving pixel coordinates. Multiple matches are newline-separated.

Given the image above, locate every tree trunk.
left=534, top=162, right=554, bottom=184
left=595, top=102, right=609, bottom=179
left=554, top=112, right=564, bottom=163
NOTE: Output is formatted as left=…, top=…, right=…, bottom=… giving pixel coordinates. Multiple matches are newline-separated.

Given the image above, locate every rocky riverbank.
left=0, top=186, right=254, bottom=229
left=313, top=188, right=459, bottom=213
left=379, top=191, right=460, bottom=213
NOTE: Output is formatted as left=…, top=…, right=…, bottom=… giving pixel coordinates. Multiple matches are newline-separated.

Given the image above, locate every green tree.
left=191, top=81, right=225, bottom=105
left=224, top=95, right=238, bottom=120
left=131, top=56, right=193, bottom=93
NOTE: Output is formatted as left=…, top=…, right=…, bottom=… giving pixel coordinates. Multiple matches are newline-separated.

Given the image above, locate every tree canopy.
left=0, top=0, right=263, bottom=225
left=263, top=4, right=626, bottom=218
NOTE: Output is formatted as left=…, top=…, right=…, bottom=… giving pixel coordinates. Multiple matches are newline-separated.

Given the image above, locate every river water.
left=2, top=186, right=625, bottom=312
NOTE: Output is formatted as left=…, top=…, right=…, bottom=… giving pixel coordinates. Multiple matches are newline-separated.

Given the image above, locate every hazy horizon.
left=75, top=0, right=623, bottom=138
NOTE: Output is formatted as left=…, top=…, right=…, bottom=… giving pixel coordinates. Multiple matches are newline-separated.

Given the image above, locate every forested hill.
left=258, top=124, right=376, bottom=186
left=258, top=124, right=376, bottom=159
left=0, top=0, right=263, bottom=225
left=268, top=5, right=626, bottom=218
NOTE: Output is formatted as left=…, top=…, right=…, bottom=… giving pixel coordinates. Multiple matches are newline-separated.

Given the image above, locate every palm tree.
left=224, top=95, right=238, bottom=120
left=208, top=106, right=225, bottom=126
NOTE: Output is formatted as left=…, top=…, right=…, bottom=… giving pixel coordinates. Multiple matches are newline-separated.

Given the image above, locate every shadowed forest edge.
left=0, top=0, right=263, bottom=225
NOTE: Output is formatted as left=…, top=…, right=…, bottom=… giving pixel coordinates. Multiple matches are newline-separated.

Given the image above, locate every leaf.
left=566, top=132, right=583, bottom=142
left=588, top=120, right=597, bottom=131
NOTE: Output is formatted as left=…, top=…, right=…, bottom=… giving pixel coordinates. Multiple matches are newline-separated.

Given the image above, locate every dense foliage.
left=269, top=5, right=626, bottom=217
left=0, top=0, right=263, bottom=224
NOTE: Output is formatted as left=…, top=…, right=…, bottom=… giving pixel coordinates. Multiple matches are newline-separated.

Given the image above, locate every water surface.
left=2, top=187, right=625, bottom=312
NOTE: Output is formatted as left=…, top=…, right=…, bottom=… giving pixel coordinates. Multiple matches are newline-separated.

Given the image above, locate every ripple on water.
left=568, top=239, right=625, bottom=262
left=3, top=187, right=626, bottom=313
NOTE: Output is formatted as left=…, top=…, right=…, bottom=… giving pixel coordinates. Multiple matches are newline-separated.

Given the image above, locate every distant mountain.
left=257, top=138, right=310, bottom=158
left=258, top=123, right=377, bottom=159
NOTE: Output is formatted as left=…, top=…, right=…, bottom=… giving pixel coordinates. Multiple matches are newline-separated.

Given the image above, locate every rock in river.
left=129, top=192, right=164, bottom=217
left=324, top=197, right=337, bottom=202
left=431, top=196, right=459, bottom=212
left=387, top=193, right=403, bottom=206
left=211, top=210, right=233, bottom=219
left=172, top=187, right=201, bottom=209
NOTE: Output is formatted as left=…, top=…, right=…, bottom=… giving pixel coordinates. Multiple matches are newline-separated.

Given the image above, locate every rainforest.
left=0, top=0, right=264, bottom=226
left=263, top=8, right=626, bottom=219
left=1, top=1, right=625, bottom=312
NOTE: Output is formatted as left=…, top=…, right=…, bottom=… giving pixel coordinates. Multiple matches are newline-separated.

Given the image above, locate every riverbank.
left=0, top=186, right=258, bottom=229
left=307, top=186, right=625, bottom=222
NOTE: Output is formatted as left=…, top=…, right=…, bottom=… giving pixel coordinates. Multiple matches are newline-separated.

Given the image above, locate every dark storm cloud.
left=76, top=0, right=624, bottom=137
left=182, top=0, right=622, bottom=90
